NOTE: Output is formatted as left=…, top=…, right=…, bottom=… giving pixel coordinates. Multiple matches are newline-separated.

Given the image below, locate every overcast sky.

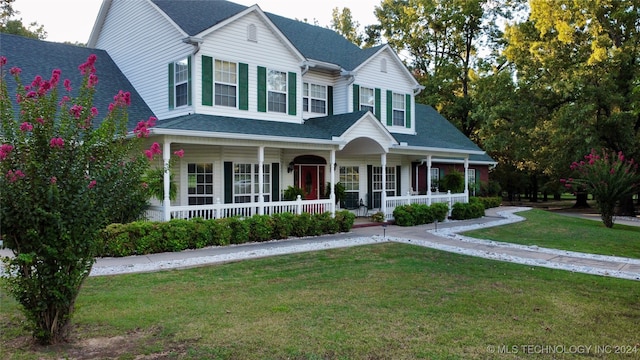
left=12, top=0, right=381, bottom=44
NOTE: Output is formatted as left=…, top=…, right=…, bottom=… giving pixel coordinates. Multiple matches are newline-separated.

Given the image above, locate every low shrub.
left=335, top=210, right=356, bottom=232
left=475, top=196, right=502, bottom=209
left=393, top=202, right=451, bottom=227
left=430, top=202, right=449, bottom=222
left=246, top=214, right=273, bottom=243
left=451, top=199, right=485, bottom=220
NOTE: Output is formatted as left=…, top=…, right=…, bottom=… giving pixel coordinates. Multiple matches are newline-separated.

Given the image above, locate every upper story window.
left=268, top=69, right=287, bottom=113
left=392, top=92, right=405, bottom=126
left=303, top=83, right=327, bottom=114
left=359, top=87, right=374, bottom=113
left=215, top=60, right=237, bottom=107
left=174, top=58, right=189, bottom=107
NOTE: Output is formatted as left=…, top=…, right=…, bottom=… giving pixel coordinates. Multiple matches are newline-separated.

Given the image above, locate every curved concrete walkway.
left=87, top=206, right=640, bottom=281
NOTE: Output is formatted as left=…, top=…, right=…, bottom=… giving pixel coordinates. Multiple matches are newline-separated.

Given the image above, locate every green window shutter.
left=396, top=165, right=401, bottom=195
left=272, top=163, right=280, bottom=201
left=257, top=66, right=266, bottom=112
left=168, top=62, right=174, bottom=109
left=187, top=56, right=192, bottom=106
left=352, top=84, right=360, bottom=112
left=405, top=93, right=411, bottom=128
left=367, top=165, right=373, bottom=209
left=224, top=162, right=233, bottom=204
left=386, top=90, right=393, bottom=126
left=202, top=55, right=213, bottom=106
left=375, top=88, right=381, bottom=120
left=239, top=63, right=249, bottom=110
left=327, top=86, right=334, bottom=115
left=288, top=72, right=297, bottom=115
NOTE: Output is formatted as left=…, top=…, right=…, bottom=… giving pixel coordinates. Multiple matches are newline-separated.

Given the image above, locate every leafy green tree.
left=330, top=7, right=363, bottom=47
left=373, top=0, right=522, bottom=138
left=0, top=0, right=46, bottom=39
left=0, top=54, right=154, bottom=344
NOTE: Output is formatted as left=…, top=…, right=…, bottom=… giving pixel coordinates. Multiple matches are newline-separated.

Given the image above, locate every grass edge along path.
left=462, top=209, right=640, bottom=259
left=1, top=242, right=639, bottom=359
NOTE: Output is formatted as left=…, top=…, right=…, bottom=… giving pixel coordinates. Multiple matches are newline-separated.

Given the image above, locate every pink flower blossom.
left=6, top=169, right=25, bottom=183
left=88, top=180, right=97, bottom=189
left=173, top=149, right=184, bottom=158
left=70, top=104, right=83, bottom=119
left=90, top=107, right=98, bottom=117
left=144, top=149, right=154, bottom=161
left=0, top=144, right=14, bottom=160
left=59, top=95, right=71, bottom=106
left=87, top=73, right=99, bottom=88
left=79, top=54, right=97, bottom=75
left=19, top=122, right=33, bottom=132
left=49, top=137, right=65, bottom=149
left=0, top=56, right=6, bottom=66
left=50, top=177, right=57, bottom=184
left=64, top=79, right=72, bottom=92
left=50, top=69, right=61, bottom=87
left=10, top=66, right=21, bottom=76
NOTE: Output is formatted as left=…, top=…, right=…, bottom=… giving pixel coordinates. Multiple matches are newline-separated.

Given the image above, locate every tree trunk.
left=573, top=192, right=590, bottom=208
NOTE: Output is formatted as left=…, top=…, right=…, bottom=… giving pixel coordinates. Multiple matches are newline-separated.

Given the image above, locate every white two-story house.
left=2, top=0, right=494, bottom=222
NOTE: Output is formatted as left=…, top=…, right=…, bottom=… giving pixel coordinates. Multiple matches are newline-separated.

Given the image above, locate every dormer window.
left=303, top=82, right=327, bottom=114
left=247, top=24, right=257, bottom=42
left=267, top=69, right=287, bottom=113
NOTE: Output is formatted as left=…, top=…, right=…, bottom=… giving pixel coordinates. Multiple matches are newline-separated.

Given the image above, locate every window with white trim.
left=174, top=58, right=189, bottom=107
left=430, top=168, right=440, bottom=192
left=359, top=87, right=374, bottom=113
left=467, top=168, right=477, bottom=196
left=215, top=60, right=237, bottom=107
left=303, top=83, right=327, bottom=114
left=234, top=163, right=270, bottom=203
left=392, top=92, right=405, bottom=126
left=373, top=166, right=396, bottom=196
left=267, top=70, right=287, bottom=113
left=187, top=163, right=213, bottom=205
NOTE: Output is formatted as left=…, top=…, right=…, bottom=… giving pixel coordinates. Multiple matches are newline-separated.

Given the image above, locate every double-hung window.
left=215, top=60, right=237, bottom=107
left=187, top=163, right=213, bottom=205
left=392, top=92, right=405, bottom=126
left=303, top=83, right=327, bottom=114
left=234, top=163, right=271, bottom=203
left=267, top=70, right=287, bottom=113
left=174, top=58, right=189, bottom=107
left=359, top=87, right=374, bottom=113
left=373, top=166, right=396, bottom=196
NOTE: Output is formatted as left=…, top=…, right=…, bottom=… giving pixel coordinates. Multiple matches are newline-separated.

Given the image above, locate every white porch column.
left=330, top=149, right=336, bottom=217
left=380, top=153, right=387, bottom=218
left=162, top=141, right=172, bottom=221
left=258, top=146, right=265, bottom=215
left=426, top=155, right=432, bottom=206
left=464, top=156, right=469, bottom=202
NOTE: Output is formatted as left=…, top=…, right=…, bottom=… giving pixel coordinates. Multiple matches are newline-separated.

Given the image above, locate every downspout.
left=341, top=70, right=356, bottom=85
left=413, top=84, right=425, bottom=96
left=182, top=36, right=204, bottom=55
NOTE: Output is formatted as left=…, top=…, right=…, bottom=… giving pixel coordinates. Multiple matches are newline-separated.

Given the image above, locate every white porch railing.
left=144, top=196, right=333, bottom=221
left=383, top=191, right=468, bottom=221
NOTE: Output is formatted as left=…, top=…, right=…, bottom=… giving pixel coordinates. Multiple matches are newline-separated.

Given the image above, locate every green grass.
left=2, top=243, right=639, bottom=359
left=463, top=209, right=640, bottom=258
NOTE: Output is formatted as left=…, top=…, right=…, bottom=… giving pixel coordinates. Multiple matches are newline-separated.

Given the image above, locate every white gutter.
left=391, top=144, right=486, bottom=156
left=149, top=128, right=343, bottom=146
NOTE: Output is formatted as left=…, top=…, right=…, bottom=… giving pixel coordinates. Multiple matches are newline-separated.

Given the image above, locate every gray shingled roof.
left=0, top=33, right=154, bottom=130
left=152, top=111, right=368, bottom=140
left=396, top=104, right=495, bottom=162
left=151, top=0, right=376, bottom=70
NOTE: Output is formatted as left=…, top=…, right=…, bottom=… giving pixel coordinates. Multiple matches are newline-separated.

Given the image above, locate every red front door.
left=300, top=166, right=318, bottom=200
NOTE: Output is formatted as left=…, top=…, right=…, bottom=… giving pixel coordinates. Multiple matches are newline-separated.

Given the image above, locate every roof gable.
left=0, top=33, right=154, bottom=131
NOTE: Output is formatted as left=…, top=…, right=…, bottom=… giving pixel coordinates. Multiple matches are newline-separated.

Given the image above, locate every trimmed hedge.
left=97, top=210, right=356, bottom=257
left=451, top=198, right=485, bottom=220
left=474, top=196, right=502, bottom=209
left=392, top=202, right=449, bottom=227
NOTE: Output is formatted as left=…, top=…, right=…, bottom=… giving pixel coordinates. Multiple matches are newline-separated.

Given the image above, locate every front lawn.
left=464, top=209, right=640, bottom=259
left=2, top=243, right=638, bottom=359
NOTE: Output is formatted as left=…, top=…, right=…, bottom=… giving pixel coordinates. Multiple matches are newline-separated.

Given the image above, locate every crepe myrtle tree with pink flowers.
left=561, top=149, right=640, bottom=228
left=0, top=54, right=176, bottom=344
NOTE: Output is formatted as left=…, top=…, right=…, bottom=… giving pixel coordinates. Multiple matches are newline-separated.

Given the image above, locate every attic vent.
left=247, top=24, right=257, bottom=42
left=381, top=58, right=387, bottom=73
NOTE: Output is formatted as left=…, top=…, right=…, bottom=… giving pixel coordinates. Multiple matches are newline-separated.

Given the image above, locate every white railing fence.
left=383, top=191, right=468, bottom=221
left=144, top=196, right=333, bottom=221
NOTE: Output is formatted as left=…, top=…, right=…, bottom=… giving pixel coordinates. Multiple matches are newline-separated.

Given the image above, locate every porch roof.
left=151, top=111, right=369, bottom=140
